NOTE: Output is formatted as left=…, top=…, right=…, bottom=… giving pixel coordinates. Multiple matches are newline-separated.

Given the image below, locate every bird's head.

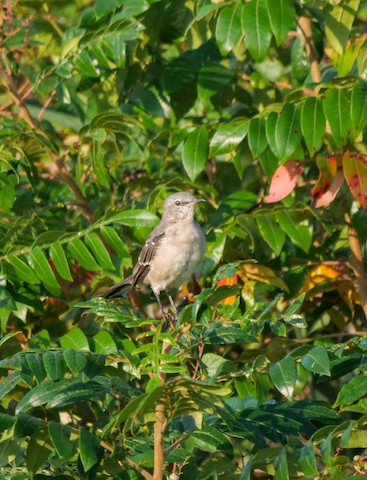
left=162, top=192, right=205, bottom=222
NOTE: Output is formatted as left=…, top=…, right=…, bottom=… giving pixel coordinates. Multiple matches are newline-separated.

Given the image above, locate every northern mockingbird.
left=100, top=192, right=206, bottom=320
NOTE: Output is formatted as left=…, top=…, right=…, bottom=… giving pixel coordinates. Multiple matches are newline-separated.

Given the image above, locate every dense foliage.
left=1, top=0, right=367, bottom=478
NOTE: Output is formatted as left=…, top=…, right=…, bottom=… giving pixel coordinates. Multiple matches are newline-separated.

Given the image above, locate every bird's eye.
left=175, top=200, right=181, bottom=206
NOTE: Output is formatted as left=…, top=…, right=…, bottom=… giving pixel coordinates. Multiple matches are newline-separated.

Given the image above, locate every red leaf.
left=314, top=169, right=345, bottom=208
left=343, top=152, right=367, bottom=209
left=264, top=160, right=304, bottom=203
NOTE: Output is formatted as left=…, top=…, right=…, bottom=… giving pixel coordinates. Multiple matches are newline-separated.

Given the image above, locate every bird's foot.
left=161, top=310, right=177, bottom=330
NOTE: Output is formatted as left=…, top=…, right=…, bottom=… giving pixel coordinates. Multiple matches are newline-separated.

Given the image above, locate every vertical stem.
left=153, top=402, right=166, bottom=480
left=345, top=213, right=367, bottom=322
left=298, top=16, right=322, bottom=86
left=153, top=340, right=171, bottom=480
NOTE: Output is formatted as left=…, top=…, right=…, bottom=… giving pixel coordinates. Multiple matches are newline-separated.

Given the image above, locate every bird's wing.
left=131, top=228, right=165, bottom=285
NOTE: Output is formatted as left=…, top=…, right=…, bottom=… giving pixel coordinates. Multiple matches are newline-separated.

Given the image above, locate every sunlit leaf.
left=242, top=0, right=272, bottom=62
left=343, top=151, right=367, bottom=208
left=301, top=97, right=326, bottom=156
left=264, top=161, right=304, bottom=203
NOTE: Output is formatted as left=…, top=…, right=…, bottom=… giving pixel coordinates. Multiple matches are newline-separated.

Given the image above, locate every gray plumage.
left=100, top=192, right=206, bottom=319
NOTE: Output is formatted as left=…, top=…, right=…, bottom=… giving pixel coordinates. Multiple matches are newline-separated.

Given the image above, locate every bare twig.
left=298, top=16, right=322, bottom=88
left=101, top=441, right=154, bottom=480
left=345, top=213, right=367, bottom=323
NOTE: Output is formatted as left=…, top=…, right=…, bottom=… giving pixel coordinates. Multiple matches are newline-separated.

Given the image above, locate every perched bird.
left=100, top=192, right=206, bottom=320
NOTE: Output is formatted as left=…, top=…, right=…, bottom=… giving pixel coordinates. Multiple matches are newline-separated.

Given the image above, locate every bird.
left=99, top=192, right=206, bottom=321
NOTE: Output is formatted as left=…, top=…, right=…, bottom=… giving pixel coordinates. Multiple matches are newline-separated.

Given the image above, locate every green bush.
left=1, top=0, right=367, bottom=478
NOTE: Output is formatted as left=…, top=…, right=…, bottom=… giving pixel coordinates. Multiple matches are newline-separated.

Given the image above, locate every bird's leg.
left=167, top=293, right=178, bottom=318
left=154, top=291, right=170, bottom=325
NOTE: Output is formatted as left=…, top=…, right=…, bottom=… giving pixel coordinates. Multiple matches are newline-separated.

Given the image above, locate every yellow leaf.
left=238, top=264, right=289, bottom=292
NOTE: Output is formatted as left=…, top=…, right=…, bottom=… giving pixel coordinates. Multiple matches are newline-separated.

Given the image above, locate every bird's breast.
left=146, top=223, right=205, bottom=294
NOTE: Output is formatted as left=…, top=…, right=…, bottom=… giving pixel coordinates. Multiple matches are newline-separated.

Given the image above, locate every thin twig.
left=298, top=16, right=322, bottom=88
left=345, top=213, right=367, bottom=323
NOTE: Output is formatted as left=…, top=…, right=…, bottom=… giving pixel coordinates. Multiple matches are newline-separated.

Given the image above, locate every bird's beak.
left=194, top=198, right=206, bottom=204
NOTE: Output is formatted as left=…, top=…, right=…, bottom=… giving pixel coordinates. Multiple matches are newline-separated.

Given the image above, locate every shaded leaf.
left=183, top=126, right=208, bottom=181
left=79, top=428, right=100, bottom=472
left=256, top=215, right=285, bottom=256
left=26, top=429, right=53, bottom=479
left=248, top=117, right=267, bottom=158
left=48, top=421, right=73, bottom=460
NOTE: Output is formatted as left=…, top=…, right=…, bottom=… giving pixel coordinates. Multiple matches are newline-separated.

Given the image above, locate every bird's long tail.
left=99, top=275, right=135, bottom=299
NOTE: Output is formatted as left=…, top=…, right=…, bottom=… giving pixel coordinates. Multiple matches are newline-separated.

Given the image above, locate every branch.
left=0, top=61, right=96, bottom=223
left=298, top=16, right=322, bottom=87
left=100, top=441, right=153, bottom=480
left=345, top=213, right=367, bottom=323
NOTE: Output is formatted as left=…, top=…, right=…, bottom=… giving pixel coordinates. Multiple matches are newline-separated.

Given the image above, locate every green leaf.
left=265, top=111, right=279, bottom=158
left=274, top=447, right=289, bottom=480
left=269, top=356, right=296, bottom=400
left=298, top=441, right=318, bottom=476
left=275, top=104, right=301, bottom=163
left=100, top=226, right=132, bottom=262
left=93, top=330, right=117, bottom=354
left=60, top=327, right=90, bottom=351
left=242, top=0, right=272, bottom=62
left=256, top=215, right=285, bottom=256
left=301, top=346, right=330, bottom=376
left=43, top=351, right=67, bottom=381
left=79, top=428, right=100, bottom=472
left=75, top=50, right=99, bottom=77
left=215, top=4, right=244, bottom=54
left=248, top=117, right=268, bottom=157
left=105, top=209, right=159, bottom=228
left=357, top=39, right=367, bottom=77
left=26, top=429, right=53, bottom=479
left=182, top=126, right=208, bottom=182
left=323, top=88, right=352, bottom=148
left=265, top=0, right=295, bottom=46
left=14, top=413, right=42, bottom=438
left=85, top=232, right=115, bottom=270
left=186, top=426, right=229, bottom=453
left=0, top=372, right=22, bottom=401
left=275, top=211, right=312, bottom=253
left=90, top=141, right=111, bottom=188
left=198, top=64, right=234, bottom=102
left=0, top=413, right=16, bottom=434
left=209, top=119, right=249, bottom=157
left=301, top=97, right=326, bottom=156
left=63, top=349, right=88, bottom=375
left=324, top=0, right=360, bottom=55
left=5, top=255, right=40, bottom=284
left=26, top=353, right=47, bottom=383
left=49, top=241, right=73, bottom=282
left=28, top=246, right=60, bottom=289
left=351, top=82, right=367, bottom=137
left=68, top=237, right=100, bottom=271
left=334, top=374, right=367, bottom=407
left=48, top=421, right=73, bottom=460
